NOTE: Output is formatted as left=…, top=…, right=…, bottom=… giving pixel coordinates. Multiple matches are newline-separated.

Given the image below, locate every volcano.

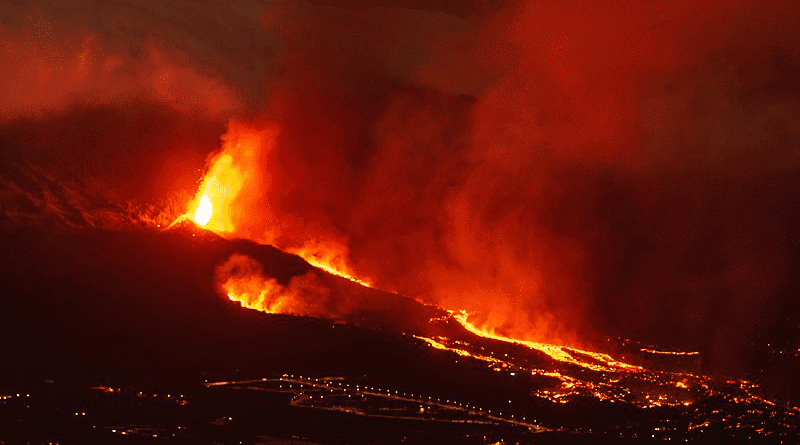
left=2, top=0, right=800, bottom=443
left=0, top=163, right=797, bottom=445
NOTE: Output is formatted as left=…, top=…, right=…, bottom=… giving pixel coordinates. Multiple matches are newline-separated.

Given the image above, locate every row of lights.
left=211, top=375, right=536, bottom=425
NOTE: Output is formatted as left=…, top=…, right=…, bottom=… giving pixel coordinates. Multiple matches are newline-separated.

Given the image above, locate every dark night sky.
left=1, top=0, right=799, bottom=372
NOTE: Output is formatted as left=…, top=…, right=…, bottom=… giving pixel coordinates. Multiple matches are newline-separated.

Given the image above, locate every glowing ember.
left=193, top=194, right=213, bottom=226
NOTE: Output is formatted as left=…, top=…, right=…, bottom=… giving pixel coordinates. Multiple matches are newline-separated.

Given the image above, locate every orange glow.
left=180, top=121, right=273, bottom=233
left=292, top=244, right=373, bottom=288
left=451, top=311, right=642, bottom=372
left=413, top=327, right=709, bottom=408
left=304, top=259, right=372, bottom=287
left=216, top=253, right=293, bottom=314
left=177, top=121, right=375, bottom=288
left=216, top=253, right=349, bottom=320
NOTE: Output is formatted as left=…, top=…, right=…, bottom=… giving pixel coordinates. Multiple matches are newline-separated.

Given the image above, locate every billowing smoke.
left=0, top=10, right=240, bottom=122
left=216, top=253, right=336, bottom=319
left=3, top=1, right=799, bottom=372
left=0, top=2, right=254, bottom=206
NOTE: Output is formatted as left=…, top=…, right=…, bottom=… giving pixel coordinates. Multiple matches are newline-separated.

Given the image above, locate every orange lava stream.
left=298, top=255, right=374, bottom=288
left=413, top=333, right=682, bottom=407
left=451, top=311, right=642, bottom=373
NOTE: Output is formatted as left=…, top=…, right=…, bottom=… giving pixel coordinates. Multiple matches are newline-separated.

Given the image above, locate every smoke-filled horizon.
left=2, top=0, right=798, bottom=373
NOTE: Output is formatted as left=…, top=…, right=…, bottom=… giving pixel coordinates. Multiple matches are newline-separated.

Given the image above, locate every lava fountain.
left=193, top=194, right=214, bottom=226
left=176, top=120, right=373, bottom=289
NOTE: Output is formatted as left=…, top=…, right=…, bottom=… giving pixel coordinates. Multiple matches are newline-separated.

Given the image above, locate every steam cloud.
left=3, top=1, right=799, bottom=372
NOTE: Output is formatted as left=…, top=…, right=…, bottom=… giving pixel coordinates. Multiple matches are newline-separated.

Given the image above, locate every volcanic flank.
left=2, top=0, right=800, bottom=443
